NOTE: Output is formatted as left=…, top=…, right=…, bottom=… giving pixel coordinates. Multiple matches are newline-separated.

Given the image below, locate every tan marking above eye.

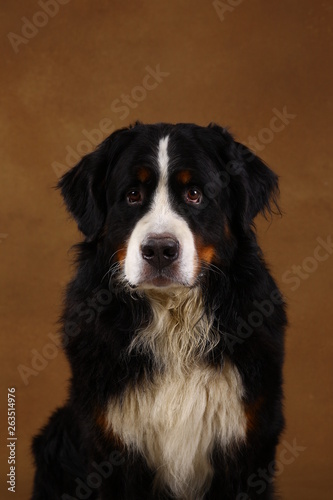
left=137, top=167, right=151, bottom=183
left=176, top=170, right=192, bottom=184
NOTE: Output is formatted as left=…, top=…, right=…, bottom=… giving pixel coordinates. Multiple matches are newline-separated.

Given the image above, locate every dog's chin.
left=144, top=276, right=178, bottom=288
left=133, top=271, right=191, bottom=291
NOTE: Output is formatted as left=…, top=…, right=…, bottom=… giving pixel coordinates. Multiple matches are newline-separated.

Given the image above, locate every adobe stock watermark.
left=17, top=287, right=114, bottom=385
left=282, top=236, right=333, bottom=291
left=52, top=64, right=170, bottom=179
left=61, top=450, right=125, bottom=500
left=17, top=332, right=61, bottom=385
left=245, top=107, right=296, bottom=153
left=225, top=287, right=284, bottom=354
left=173, top=105, right=296, bottom=221
left=7, top=0, right=71, bottom=54
left=236, top=438, right=306, bottom=499
left=213, top=0, right=246, bottom=22
left=225, top=234, right=333, bottom=353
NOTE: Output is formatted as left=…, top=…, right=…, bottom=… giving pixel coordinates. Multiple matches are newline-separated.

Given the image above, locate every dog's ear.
left=58, top=127, right=128, bottom=240
left=207, top=124, right=279, bottom=226
left=234, top=141, right=280, bottom=224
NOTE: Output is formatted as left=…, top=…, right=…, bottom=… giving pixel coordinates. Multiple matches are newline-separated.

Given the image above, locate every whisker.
left=108, top=248, right=126, bottom=265
left=102, top=262, right=119, bottom=282
left=101, top=249, right=127, bottom=283
left=199, top=261, right=226, bottom=279
left=106, top=259, right=140, bottom=298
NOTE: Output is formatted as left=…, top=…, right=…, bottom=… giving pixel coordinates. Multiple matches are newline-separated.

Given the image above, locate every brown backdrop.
left=1, top=1, right=332, bottom=498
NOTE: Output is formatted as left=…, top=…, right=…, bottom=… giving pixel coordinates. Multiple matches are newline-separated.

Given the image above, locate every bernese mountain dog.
left=32, top=122, right=286, bottom=500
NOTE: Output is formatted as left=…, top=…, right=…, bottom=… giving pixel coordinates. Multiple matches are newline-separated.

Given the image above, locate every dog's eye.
left=127, top=189, right=143, bottom=204
left=185, top=187, right=202, bottom=204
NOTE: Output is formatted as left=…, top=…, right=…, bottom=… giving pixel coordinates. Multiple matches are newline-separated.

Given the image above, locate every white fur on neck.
left=105, top=288, right=247, bottom=499
left=129, top=287, right=218, bottom=372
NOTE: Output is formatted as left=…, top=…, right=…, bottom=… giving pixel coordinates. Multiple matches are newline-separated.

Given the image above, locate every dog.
left=32, top=122, right=286, bottom=500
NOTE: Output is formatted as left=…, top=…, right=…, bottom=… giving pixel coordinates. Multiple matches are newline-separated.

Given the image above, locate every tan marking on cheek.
left=193, top=238, right=218, bottom=278
left=137, top=167, right=151, bottom=183
left=197, top=245, right=216, bottom=264
left=115, top=247, right=127, bottom=266
left=192, top=242, right=217, bottom=281
left=177, top=170, right=192, bottom=184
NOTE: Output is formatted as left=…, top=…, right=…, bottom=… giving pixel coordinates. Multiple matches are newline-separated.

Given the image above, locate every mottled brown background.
left=1, top=0, right=332, bottom=498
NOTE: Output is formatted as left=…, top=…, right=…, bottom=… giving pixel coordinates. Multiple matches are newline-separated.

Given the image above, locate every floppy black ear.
left=234, top=142, right=280, bottom=224
left=58, top=127, right=129, bottom=240
left=207, top=124, right=280, bottom=225
left=58, top=151, right=106, bottom=239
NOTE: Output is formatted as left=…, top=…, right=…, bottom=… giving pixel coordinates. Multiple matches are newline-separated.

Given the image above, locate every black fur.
left=32, top=122, right=286, bottom=500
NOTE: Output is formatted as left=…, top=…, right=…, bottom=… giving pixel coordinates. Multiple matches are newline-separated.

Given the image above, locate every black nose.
left=141, top=236, right=179, bottom=270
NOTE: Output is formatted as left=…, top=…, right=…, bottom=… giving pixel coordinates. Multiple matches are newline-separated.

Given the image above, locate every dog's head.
left=59, top=122, right=279, bottom=290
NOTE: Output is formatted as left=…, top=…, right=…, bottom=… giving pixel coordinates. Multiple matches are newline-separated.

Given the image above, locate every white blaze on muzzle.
left=124, top=136, right=197, bottom=288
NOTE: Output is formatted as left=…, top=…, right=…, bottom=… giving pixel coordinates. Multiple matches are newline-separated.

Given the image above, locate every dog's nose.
left=141, top=235, right=179, bottom=270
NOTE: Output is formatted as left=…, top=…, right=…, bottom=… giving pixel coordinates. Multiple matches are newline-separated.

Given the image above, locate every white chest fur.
left=106, top=361, right=246, bottom=499
left=105, top=288, right=247, bottom=499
